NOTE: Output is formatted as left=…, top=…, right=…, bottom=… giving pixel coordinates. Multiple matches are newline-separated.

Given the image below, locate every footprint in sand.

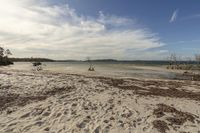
left=34, top=121, right=44, bottom=127
left=76, top=116, right=91, bottom=129
left=93, top=126, right=101, bottom=133
left=20, top=112, right=31, bottom=119
left=44, top=127, right=50, bottom=132
left=42, top=111, right=51, bottom=117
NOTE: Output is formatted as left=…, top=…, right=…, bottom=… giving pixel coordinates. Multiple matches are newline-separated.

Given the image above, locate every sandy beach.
left=0, top=69, right=199, bottom=133
left=0, top=0, right=200, bottom=132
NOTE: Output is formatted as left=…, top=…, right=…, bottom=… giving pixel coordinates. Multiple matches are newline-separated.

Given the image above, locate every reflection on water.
left=2, top=62, right=177, bottom=79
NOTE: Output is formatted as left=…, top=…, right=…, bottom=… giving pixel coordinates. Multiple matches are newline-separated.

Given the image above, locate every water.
left=2, top=62, right=177, bottom=79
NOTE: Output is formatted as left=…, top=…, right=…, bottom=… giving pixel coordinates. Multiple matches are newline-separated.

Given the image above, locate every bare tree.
left=5, top=49, right=12, bottom=57
left=87, top=57, right=94, bottom=71
left=195, top=54, right=200, bottom=73
left=183, top=57, right=193, bottom=71
left=167, top=53, right=177, bottom=69
left=195, top=54, right=200, bottom=65
left=171, top=53, right=177, bottom=66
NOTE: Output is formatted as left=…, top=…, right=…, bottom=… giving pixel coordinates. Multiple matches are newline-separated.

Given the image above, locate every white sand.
left=0, top=69, right=199, bottom=133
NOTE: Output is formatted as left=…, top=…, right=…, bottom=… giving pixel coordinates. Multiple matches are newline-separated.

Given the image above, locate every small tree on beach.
left=184, top=57, right=193, bottom=71
left=171, top=53, right=177, bottom=66
left=195, top=54, right=200, bottom=65
left=5, top=49, right=12, bottom=57
left=0, top=47, right=13, bottom=66
left=87, top=57, right=95, bottom=71
left=167, top=53, right=177, bottom=69
left=195, top=54, right=200, bottom=72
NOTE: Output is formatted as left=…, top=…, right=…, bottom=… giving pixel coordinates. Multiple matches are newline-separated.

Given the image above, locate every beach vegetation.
left=0, top=47, right=13, bottom=66
left=195, top=54, right=200, bottom=68
left=167, top=53, right=200, bottom=81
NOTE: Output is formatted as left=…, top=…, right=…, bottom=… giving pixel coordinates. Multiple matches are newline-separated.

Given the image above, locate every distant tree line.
left=0, top=47, right=13, bottom=66
left=9, top=57, right=54, bottom=62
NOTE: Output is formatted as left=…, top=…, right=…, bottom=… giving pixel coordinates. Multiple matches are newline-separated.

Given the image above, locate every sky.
left=0, top=0, right=199, bottom=60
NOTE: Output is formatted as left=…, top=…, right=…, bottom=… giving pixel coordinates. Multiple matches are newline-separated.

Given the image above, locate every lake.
left=1, top=62, right=177, bottom=79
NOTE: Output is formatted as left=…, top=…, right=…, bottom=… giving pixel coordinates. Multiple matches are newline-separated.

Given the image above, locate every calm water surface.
left=2, top=62, right=177, bottom=79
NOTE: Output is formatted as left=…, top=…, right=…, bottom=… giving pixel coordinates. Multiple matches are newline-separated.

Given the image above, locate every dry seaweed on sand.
left=153, top=104, right=198, bottom=131
left=153, top=120, right=169, bottom=133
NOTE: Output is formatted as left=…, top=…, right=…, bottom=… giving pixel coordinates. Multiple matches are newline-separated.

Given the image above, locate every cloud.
left=0, top=0, right=166, bottom=60
left=182, top=14, right=200, bottom=20
left=170, top=9, right=179, bottom=23
left=168, top=39, right=200, bottom=45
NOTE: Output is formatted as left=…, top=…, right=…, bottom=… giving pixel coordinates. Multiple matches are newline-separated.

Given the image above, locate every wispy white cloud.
left=168, top=39, right=200, bottom=45
left=170, top=9, right=179, bottom=23
left=0, top=0, right=166, bottom=60
left=182, top=14, right=200, bottom=20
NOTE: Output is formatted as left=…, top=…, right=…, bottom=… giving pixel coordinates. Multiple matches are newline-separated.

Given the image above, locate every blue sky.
left=66, top=0, right=200, bottom=54
left=0, top=0, right=199, bottom=60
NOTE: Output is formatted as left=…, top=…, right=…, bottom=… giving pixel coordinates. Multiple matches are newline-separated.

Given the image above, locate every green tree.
left=0, top=47, right=4, bottom=57
left=0, top=47, right=13, bottom=66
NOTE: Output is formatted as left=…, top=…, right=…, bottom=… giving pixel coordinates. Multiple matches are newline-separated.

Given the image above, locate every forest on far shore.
left=9, top=58, right=54, bottom=62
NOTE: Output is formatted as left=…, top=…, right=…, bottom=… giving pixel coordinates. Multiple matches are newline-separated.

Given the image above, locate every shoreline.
left=0, top=63, right=181, bottom=80
left=0, top=69, right=199, bottom=133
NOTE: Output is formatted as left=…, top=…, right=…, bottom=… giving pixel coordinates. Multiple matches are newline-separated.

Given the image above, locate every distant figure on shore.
left=32, top=62, right=42, bottom=67
left=32, top=62, right=43, bottom=71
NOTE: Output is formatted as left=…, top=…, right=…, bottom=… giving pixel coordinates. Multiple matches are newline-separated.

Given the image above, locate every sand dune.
left=0, top=70, right=199, bottom=133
